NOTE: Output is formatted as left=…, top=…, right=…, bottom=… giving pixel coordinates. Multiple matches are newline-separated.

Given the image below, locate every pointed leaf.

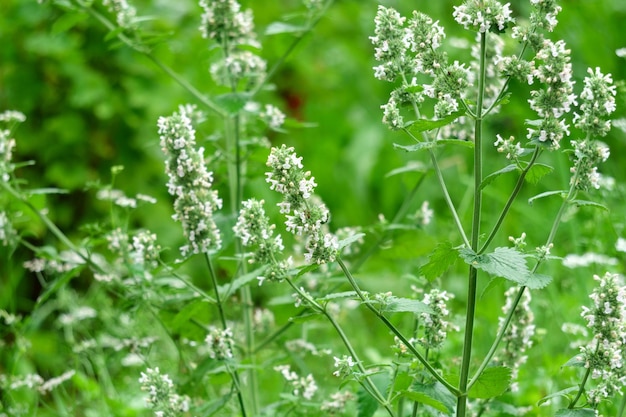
left=470, top=366, right=512, bottom=399
left=218, top=266, right=266, bottom=298
left=570, top=200, right=609, bottom=211
left=528, top=190, right=566, bottom=205
left=382, top=297, right=434, bottom=314
left=460, top=247, right=529, bottom=285
left=419, top=241, right=459, bottom=282
left=480, top=164, right=519, bottom=191
left=406, top=109, right=466, bottom=132
left=537, top=387, right=578, bottom=406
left=385, top=161, right=428, bottom=177
left=522, top=273, right=552, bottom=289
left=393, top=142, right=436, bottom=152
left=555, top=409, right=596, bottom=417
left=171, top=299, right=209, bottom=331
left=265, top=22, right=308, bottom=35
left=316, top=291, right=358, bottom=302
left=404, top=381, right=456, bottom=413
left=338, top=233, right=366, bottom=250
left=562, top=355, right=585, bottom=368
left=525, top=163, right=553, bottom=184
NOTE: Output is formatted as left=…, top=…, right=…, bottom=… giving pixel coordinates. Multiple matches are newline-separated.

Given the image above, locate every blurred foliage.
left=1, top=0, right=626, bottom=415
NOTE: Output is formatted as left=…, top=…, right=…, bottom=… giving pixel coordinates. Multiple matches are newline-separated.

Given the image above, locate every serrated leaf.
left=316, top=291, right=358, bottom=302
left=357, top=373, right=389, bottom=417
left=338, top=233, right=366, bottom=250
left=419, top=241, right=459, bottom=282
left=555, top=409, right=596, bottom=417
left=385, top=161, right=428, bottom=178
left=562, top=355, right=585, bottom=368
left=406, top=109, right=466, bottom=132
left=470, top=366, right=512, bottom=399
left=494, top=92, right=512, bottom=107
left=537, top=387, right=578, bottom=406
left=215, top=93, right=251, bottom=114
left=382, top=297, right=434, bottom=314
left=522, top=272, right=552, bottom=289
left=525, top=163, right=553, bottom=184
left=264, top=22, right=308, bottom=35
left=459, top=247, right=529, bottom=285
left=528, top=190, right=566, bottom=205
left=404, top=381, right=456, bottom=413
left=570, top=200, right=608, bottom=211
left=393, top=142, right=436, bottom=152
left=480, top=164, right=519, bottom=191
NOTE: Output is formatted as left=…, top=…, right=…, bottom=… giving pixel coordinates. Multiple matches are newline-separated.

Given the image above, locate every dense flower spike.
left=496, top=287, right=535, bottom=392
left=573, top=67, right=617, bottom=138
left=233, top=199, right=293, bottom=284
left=265, top=145, right=338, bottom=264
left=453, top=0, right=514, bottom=33
left=418, top=289, right=457, bottom=349
left=569, top=140, right=610, bottom=190
left=205, top=326, right=235, bottom=360
left=199, top=0, right=257, bottom=47
left=579, top=273, right=626, bottom=405
left=138, top=367, right=190, bottom=416
left=158, top=105, right=223, bottom=256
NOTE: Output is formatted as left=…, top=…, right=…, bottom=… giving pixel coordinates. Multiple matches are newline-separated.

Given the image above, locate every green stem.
left=285, top=278, right=397, bottom=417
left=569, top=363, right=592, bottom=408
left=337, top=259, right=460, bottom=396
left=479, top=147, right=541, bottom=254
left=618, top=389, right=626, bottom=417
left=457, top=31, right=487, bottom=417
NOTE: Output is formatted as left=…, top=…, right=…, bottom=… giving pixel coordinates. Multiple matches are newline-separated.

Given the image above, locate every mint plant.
left=1, top=0, right=625, bottom=417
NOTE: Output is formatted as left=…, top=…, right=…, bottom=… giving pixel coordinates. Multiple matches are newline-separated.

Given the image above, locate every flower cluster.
left=138, top=367, right=190, bottom=417
left=321, top=391, right=354, bottom=414
left=199, top=0, right=256, bottom=46
left=573, top=67, right=617, bottom=138
left=209, top=51, right=267, bottom=87
left=332, top=355, right=356, bottom=378
left=205, top=326, right=235, bottom=360
left=569, top=139, right=610, bottom=190
left=102, top=0, right=137, bottom=29
left=495, top=287, right=535, bottom=392
left=579, top=273, right=626, bottom=405
left=526, top=39, right=576, bottom=149
left=260, top=104, right=286, bottom=130
left=274, top=364, right=318, bottom=400
left=233, top=199, right=293, bottom=285
left=1, top=370, right=75, bottom=395
left=417, top=289, right=457, bottom=349
left=512, top=0, right=562, bottom=49
left=452, top=0, right=514, bottom=33
left=265, top=145, right=338, bottom=264
left=158, top=105, right=222, bottom=257
left=494, top=134, right=523, bottom=160
left=0, top=110, right=23, bottom=182
left=0, top=211, right=17, bottom=247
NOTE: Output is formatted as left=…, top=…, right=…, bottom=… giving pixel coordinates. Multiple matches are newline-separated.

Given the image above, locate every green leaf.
left=385, top=161, right=428, bottom=178
left=419, top=241, right=459, bottom=282
left=338, top=233, right=366, bottom=250
left=215, top=93, right=251, bottom=114
left=171, top=299, right=209, bottom=332
left=435, top=138, right=474, bottom=148
left=528, top=190, right=566, bottom=205
left=264, top=22, right=308, bottom=35
left=537, top=387, right=578, bottom=406
left=479, top=164, right=519, bottom=191
left=562, top=355, right=586, bottom=368
left=522, top=272, right=552, bottom=289
left=555, top=409, right=596, bottom=417
left=357, top=373, right=389, bottom=417
left=469, top=366, right=512, bottom=399
left=525, top=163, right=553, bottom=184
left=393, top=142, right=436, bottom=152
left=460, top=247, right=538, bottom=287
left=570, top=200, right=609, bottom=211
left=52, top=12, right=88, bottom=34
left=494, top=92, right=512, bottom=107
left=406, top=109, right=466, bottom=132
left=382, top=297, right=434, bottom=314
left=316, top=291, right=358, bottom=302
left=404, top=381, right=456, bottom=413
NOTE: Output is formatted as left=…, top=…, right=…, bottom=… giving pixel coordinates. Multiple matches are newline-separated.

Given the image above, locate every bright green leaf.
left=382, top=297, right=434, bottom=314
left=406, top=109, right=466, bottom=132
left=404, top=381, right=456, bottom=413
left=521, top=272, right=552, bottom=289
left=393, top=141, right=436, bottom=152
left=419, top=241, right=459, bottom=282
left=171, top=299, right=209, bottom=331
left=525, top=163, right=553, bottom=184
left=528, top=190, right=566, bottom=205
left=459, top=247, right=530, bottom=285
left=265, top=22, right=308, bottom=35
left=480, top=164, right=519, bottom=191
left=316, top=291, right=358, bottom=302
left=562, top=355, right=586, bottom=368
left=555, top=409, right=596, bottom=417
left=570, top=200, right=609, bottom=211
left=385, top=161, right=428, bottom=177
left=357, top=373, right=389, bottom=417
left=215, top=93, right=251, bottom=114
left=218, top=266, right=266, bottom=298
left=470, top=366, right=511, bottom=399
left=537, top=387, right=578, bottom=406
left=338, top=233, right=366, bottom=250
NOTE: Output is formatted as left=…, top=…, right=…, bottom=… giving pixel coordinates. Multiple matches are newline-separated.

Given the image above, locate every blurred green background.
left=1, top=0, right=626, bottom=414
